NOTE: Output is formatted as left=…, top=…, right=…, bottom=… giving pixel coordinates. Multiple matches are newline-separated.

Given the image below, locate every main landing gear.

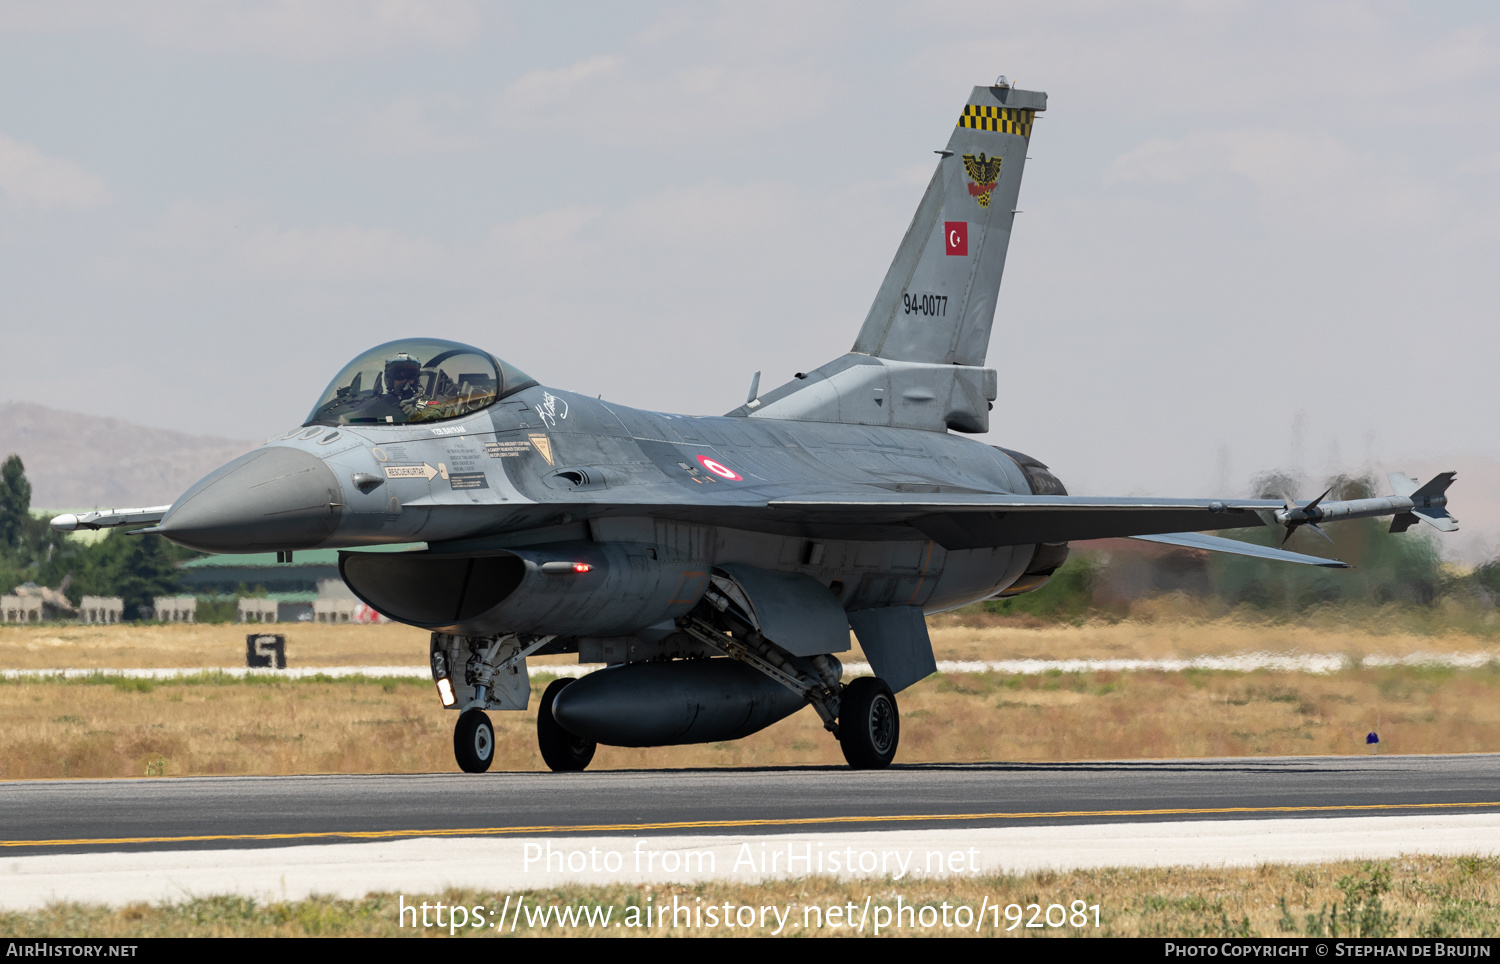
left=536, top=677, right=597, bottom=772
left=459, top=671, right=900, bottom=772
left=675, top=582, right=902, bottom=770
left=437, top=618, right=901, bottom=772
left=838, top=677, right=900, bottom=769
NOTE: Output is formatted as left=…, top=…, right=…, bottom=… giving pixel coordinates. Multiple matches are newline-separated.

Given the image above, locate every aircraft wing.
left=765, top=489, right=1458, bottom=565
left=414, top=486, right=1400, bottom=567
left=768, top=493, right=1279, bottom=549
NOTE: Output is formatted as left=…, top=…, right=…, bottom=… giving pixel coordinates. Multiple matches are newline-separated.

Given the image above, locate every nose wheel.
left=537, top=677, right=597, bottom=772
left=453, top=708, right=495, bottom=773
left=839, top=677, right=899, bottom=769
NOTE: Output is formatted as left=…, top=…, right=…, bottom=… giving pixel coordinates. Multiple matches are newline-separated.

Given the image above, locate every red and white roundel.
left=696, top=455, right=742, bottom=480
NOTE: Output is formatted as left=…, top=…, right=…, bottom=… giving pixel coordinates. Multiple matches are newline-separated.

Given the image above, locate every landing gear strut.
left=678, top=579, right=904, bottom=769
left=839, top=677, right=899, bottom=769
left=435, top=632, right=560, bottom=774
left=537, top=677, right=597, bottom=772
left=454, top=708, right=495, bottom=773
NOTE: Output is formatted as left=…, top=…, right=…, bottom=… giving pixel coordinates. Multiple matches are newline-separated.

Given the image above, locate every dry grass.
left=925, top=608, right=1500, bottom=663
left=6, top=615, right=1498, bottom=672
left=0, top=622, right=430, bottom=670
left=3, top=619, right=1499, bottom=779
left=3, top=856, right=1496, bottom=937
left=3, top=663, right=1499, bottom=780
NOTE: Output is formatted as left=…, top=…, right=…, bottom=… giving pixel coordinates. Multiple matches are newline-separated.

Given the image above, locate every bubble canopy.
left=305, top=339, right=536, bottom=427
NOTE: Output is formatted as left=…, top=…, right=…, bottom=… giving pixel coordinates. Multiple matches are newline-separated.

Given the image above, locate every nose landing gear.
left=453, top=708, right=496, bottom=773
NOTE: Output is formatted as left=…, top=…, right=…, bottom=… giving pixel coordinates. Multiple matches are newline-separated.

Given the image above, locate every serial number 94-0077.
left=903, top=293, right=948, bottom=317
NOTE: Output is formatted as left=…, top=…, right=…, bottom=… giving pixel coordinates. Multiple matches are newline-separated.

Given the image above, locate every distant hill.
left=0, top=402, right=256, bottom=509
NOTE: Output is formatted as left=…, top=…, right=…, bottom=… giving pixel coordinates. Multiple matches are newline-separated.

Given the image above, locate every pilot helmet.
left=385, top=352, right=421, bottom=387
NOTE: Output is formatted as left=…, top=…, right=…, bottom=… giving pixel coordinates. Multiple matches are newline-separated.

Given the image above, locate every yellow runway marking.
left=5, top=801, right=1499, bottom=850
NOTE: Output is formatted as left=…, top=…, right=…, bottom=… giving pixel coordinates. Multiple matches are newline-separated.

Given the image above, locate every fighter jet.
left=53, top=80, right=1458, bottom=773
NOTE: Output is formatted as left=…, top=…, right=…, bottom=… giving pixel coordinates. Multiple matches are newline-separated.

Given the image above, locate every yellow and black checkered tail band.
left=957, top=105, right=1034, bottom=138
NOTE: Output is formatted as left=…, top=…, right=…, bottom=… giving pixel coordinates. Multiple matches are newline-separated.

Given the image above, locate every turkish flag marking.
left=945, top=221, right=968, bottom=256
left=697, top=455, right=742, bottom=481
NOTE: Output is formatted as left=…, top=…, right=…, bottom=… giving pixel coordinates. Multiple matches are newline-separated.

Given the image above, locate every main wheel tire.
left=454, top=708, right=496, bottom=773
left=839, top=677, right=899, bottom=769
left=537, top=677, right=597, bottom=772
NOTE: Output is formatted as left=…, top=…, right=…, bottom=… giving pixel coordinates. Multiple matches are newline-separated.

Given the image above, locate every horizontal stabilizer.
left=1126, top=532, right=1350, bottom=568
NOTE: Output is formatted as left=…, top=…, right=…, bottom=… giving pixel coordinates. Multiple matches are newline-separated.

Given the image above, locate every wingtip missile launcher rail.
left=50, top=506, right=172, bottom=532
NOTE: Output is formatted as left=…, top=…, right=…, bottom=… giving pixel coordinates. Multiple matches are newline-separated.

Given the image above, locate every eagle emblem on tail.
left=962, top=152, right=1003, bottom=208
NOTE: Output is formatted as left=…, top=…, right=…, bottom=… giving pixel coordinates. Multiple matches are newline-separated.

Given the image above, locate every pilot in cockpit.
left=306, top=338, right=522, bottom=427
left=384, top=352, right=423, bottom=414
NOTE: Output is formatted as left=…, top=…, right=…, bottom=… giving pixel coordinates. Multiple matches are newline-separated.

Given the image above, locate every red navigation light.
left=572, top=562, right=592, bottom=573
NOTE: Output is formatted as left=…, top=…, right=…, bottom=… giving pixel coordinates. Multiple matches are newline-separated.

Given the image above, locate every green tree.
left=64, top=530, right=193, bottom=619
left=113, top=534, right=186, bottom=619
left=0, top=454, right=31, bottom=549
left=0, top=455, right=198, bottom=611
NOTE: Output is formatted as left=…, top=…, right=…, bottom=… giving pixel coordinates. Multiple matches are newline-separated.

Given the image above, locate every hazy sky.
left=1, top=1, right=1496, bottom=503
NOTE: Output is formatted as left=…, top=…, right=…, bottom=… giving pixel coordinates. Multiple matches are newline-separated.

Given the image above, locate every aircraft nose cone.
left=157, top=446, right=343, bottom=553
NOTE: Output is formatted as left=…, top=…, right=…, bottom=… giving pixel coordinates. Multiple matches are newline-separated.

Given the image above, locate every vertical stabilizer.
left=852, top=84, right=1045, bottom=367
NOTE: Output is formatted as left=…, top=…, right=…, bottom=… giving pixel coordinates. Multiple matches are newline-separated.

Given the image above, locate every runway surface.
left=3, top=754, right=1497, bottom=856
left=6, top=815, right=1500, bottom=911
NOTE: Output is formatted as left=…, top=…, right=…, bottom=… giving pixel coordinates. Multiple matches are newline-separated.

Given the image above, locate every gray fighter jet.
left=53, top=80, right=1458, bottom=773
